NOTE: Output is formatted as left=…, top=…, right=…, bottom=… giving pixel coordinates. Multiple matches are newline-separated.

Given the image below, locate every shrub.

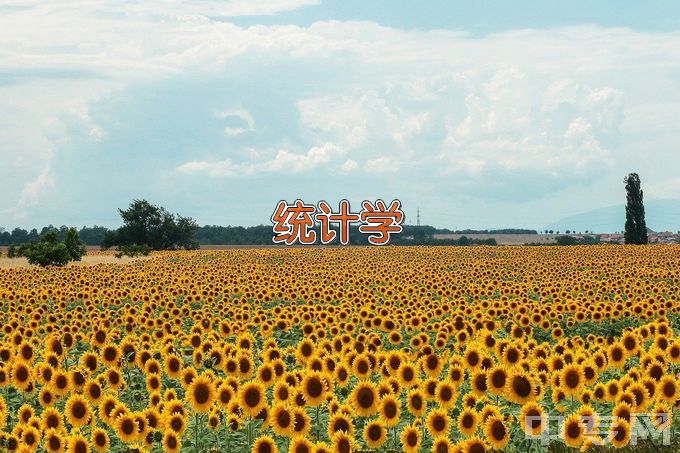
left=7, top=244, right=17, bottom=258
left=23, top=232, right=71, bottom=267
left=114, top=243, right=151, bottom=258
left=64, top=227, right=86, bottom=261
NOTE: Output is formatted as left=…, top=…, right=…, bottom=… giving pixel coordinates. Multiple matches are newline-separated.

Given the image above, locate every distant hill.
left=544, top=199, right=680, bottom=234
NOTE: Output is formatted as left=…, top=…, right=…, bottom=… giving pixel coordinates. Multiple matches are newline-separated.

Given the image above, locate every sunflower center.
left=491, top=371, right=506, bottom=388
left=333, top=418, right=349, bottom=432
left=95, top=433, right=107, bottom=446
left=245, top=388, right=261, bottom=407
left=432, top=415, right=445, bottom=432
left=307, top=378, right=323, bottom=397
left=75, top=440, right=88, bottom=453
left=122, top=418, right=135, bottom=434
left=72, top=402, right=86, bottom=419
left=277, top=410, right=291, bottom=427
left=513, top=376, right=531, bottom=397
left=565, top=371, right=580, bottom=388
left=407, top=431, right=418, bottom=446
left=384, top=401, right=397, bottom=418
left=357, top=387, right=375, bottom=408
left=491, top=420, right=506, bottom=439
left=194, top=383, right=210, bottom=404
left=566, top=421, right=581, bottom=439
left=368, top=425, right=382, bottom=440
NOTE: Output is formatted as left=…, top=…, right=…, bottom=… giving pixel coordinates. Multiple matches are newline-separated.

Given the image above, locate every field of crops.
left=1, top=245, right=679, bottom=452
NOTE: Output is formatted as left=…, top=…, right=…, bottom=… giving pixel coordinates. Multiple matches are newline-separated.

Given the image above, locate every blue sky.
left=2, top=1, right=680, bottom=231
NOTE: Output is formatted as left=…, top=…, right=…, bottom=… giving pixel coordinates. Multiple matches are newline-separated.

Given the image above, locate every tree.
left=102, top=199, right=198, bottom=250
left=23, top=231, right=71, bottom=267
left=64, top=227, right=86, bottom=261
left=624, top=173, right=648, bottom=245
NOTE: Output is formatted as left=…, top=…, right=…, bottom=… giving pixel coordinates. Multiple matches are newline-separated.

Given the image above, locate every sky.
left=2, top=0, right=680, bottom=230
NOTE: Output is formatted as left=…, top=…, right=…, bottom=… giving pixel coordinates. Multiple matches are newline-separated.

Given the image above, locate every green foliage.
left=64, top=227, right=86, bottom=261
left=102, top=199, right=199, bottom=251
left=7, top=244, right=17, bottom=258
left=114, top=243, right=151, bottom=258
left=23, top=231, right=72, bottom=267
left=624, top=172, right=648, bottom=244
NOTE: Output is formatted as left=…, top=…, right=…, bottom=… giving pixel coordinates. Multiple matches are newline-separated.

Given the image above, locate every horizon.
left=3, top=1, right=680, bottom=231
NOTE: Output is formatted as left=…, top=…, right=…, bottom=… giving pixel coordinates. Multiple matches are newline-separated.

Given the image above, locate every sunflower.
left=406, top=388, right=426, bottom=417
left=400, top=424, right=421, bottom=453
left=519, top=402, right=546, bottom=437
left=115, top=412, right=139, bottom=443
left=432, top=436, right=455, bottom=452
left=560, top=413, right=585, bottom=448
left=421, top=354, right=444, bottom=378
left=39, top=386, right=56, bottom=408
left=91, top=428, right=110, bottom=453
left=463, top=345, right=483, bottom=372
left=67, top=434, right=90, bottom=453
left=300, top=371, right=329, bottom=407
left=486, top=366, right=508, bottom=396
left=462, top=437, right=488, bottom=453
left=186, top=375, right=216, bottom=413
left=10, top=360, right=32, bottom=391
left=216, top=382, right=235, bottom=410
left=331, top=430, right=354, bottom=453
left=40, top=407, right=64, bottom=432
left=257, top=363, right=276, bottom=387
left=289, top=436, right=314, bottom=453
left=397, top=363, right=419, bottom=388
left=239, top=381, right=266, bottom=417
left=271, top=404, right=294, bottom=437
left=505, top=370, right=536, bottom=404
left=163, top=430, right=182, bottom=453
left=334, top=364, right=351, bottom=387
left=166, top=412, right=187, bottom=434
left=560, top=364, right=585, bottom=396
left=328, top=412, right=354, bottom=438
left=52, top=370, right=70, bottom=396
left=105, top=368, right=124, bottom=390
left=101, top=343, right=120, bottom=367
left=349, top=381, right=379, bottom=417
left=577, top=405, right=599, bottom=435
left=426, top=408, right=451, bottom=438
left=43, top=428, right=66, bottom=453
left=351, top=353, right=373, bottom=379
left=657, top=375, right=679, bottom=404
left=292, top=407, right=311, bottom=437
left=608, top=418, right=631, bottom=448
left=457, top=407, right=479, bottom=437
left=252, top=435, right=278, bottom=453
left=164, top=354, right=183, bottom=379
left=607, top=343, right=626, bottom=368
left=21, top=425, right=40, bottom=450
left=612, top=402, right=634, bottom=424
left=98, top=395, right=118, bottom=425
left=650, top=402, right=672, bottom=430
left=65, top=394, right=91, bottom=428
left=363, top=419, right=387, bottom=448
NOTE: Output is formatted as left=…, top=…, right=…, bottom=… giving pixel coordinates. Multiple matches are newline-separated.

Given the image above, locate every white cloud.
left=365, top=156, right=400, bottom=173
left=18, top=168, right=54, bottom=208
left=2, top=1, right=680, bottom=225
left=177, top=143, right=343, bottom=176
left=215, top=107, right=255, bottom=136
left=339, top=159, right=358, bottom=174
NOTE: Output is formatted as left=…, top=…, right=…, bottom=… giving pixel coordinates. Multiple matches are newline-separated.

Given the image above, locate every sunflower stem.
left=194, top=412, right=200, bottom=453
left=315, top=405, right=320, bottom=441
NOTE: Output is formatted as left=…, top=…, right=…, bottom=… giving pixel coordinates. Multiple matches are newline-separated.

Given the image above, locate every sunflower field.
left=1, top=245, right=680, bottom=452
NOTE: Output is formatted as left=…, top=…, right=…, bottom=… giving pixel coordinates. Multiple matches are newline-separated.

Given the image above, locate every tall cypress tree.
left=624, top=173, right=648, bottom=244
